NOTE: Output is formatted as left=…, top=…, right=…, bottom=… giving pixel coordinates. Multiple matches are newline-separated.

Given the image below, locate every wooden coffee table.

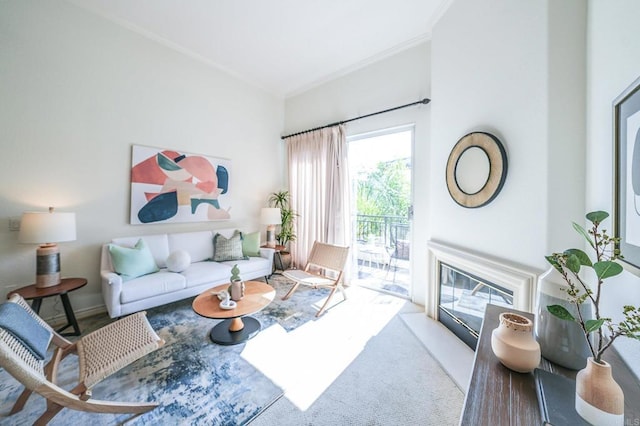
left=192, top=280, right=275, bottom=345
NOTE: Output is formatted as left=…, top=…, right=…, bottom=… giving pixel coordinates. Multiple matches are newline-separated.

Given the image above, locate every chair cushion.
left=120, top=271, right=186, bottom=303
left=109, top=239, right=159, bottom=281
left=242, top=231, right=261, bottom=257
left=212, top=230, right=247, bottom=262
left=0, top=302, right=52, bottom=360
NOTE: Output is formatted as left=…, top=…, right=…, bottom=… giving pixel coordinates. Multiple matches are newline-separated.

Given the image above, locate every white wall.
left=586, top=0, right=640, bottom=376
left=432, top=0, right=638, bottom=373
left=285, top=43, right=431, bottom=305
left=0, top=0, right=284, bottom=318
left=431, top=0, right=586, bottom=269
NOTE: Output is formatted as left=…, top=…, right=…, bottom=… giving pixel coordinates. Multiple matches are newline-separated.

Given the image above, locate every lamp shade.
left=260, top=208, right=281, bottom=225
left=19, top=210, right=76, bottom=244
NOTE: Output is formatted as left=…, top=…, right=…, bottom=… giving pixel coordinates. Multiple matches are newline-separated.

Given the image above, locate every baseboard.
left=46, top=304, right=108, bottom=327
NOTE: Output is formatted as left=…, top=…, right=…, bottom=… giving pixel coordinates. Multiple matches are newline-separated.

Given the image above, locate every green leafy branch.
left=546, top=211, right=640, bottom=363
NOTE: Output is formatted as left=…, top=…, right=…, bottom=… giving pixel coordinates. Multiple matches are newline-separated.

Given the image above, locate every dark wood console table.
left=461, top=304, right=640, bottom=425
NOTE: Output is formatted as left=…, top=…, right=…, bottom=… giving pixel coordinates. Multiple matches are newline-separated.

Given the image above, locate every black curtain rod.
left=281, top=98, right=431, bottom=140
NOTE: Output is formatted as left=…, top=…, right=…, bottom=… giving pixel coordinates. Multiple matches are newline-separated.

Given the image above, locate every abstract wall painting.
left=614, top=75, right=640, bottom=271
left=130, top=145, right=231, bottom=225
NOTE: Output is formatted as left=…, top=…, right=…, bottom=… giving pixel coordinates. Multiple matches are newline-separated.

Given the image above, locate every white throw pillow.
left=166, top=250, right=191, bottom=272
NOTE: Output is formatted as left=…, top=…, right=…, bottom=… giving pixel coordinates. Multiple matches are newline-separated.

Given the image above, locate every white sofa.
left=100, top=229, right=274, bottom=318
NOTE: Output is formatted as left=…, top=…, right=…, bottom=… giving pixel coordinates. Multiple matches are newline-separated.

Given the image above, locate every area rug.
left=0, top=276, right=329, bottom=426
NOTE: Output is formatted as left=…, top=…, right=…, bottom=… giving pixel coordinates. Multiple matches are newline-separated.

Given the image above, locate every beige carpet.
left=248, top=285, right=464, bottom=425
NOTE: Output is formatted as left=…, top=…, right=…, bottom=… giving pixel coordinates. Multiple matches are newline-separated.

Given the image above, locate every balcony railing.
left=354, top=214, right=409, bottom=251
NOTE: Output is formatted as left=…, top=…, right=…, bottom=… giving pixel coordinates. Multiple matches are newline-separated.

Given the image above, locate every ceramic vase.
left=575, top=357, right=624, bottom=426
left=491, top=312, right=541, bottom=373
left=229, top=280, right=245, bottom=301
left=535, top=267, right=592, bottom=370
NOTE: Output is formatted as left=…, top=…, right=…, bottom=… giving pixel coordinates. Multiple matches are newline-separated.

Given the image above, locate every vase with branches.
left=546, top=211, right=640, bottom=424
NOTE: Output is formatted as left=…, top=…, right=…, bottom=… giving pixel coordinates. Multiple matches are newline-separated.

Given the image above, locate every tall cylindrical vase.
left=535, top=267, right=592, bottom=370
left=575, top=357, right=624, bottom=426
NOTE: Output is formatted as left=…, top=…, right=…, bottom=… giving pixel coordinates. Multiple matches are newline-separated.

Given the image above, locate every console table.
left=461, top=304, right=640, bottom=425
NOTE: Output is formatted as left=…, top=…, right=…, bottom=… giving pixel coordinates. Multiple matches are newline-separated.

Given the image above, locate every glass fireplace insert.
left=438, top=262, right=514, bottom=350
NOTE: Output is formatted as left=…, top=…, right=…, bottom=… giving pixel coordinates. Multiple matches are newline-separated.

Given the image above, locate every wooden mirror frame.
left=446, top=132, right=508, bottom=208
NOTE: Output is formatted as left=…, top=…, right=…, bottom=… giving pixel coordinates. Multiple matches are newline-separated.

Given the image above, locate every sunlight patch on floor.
left=241, top=286, right=407, bottom=410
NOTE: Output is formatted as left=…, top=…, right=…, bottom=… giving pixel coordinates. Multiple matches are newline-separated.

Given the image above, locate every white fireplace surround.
left=426, top=240, right=541, bottom=319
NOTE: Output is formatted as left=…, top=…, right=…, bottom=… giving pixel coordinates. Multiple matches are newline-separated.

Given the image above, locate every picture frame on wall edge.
left=613, top=73, right=640, bottom=273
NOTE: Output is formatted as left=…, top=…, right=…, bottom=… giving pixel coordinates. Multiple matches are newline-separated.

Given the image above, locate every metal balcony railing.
left=354, top=214, right=410, bottom=251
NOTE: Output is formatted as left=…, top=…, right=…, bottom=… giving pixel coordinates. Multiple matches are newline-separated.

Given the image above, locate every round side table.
left=7, top=277, right=87, bottom=336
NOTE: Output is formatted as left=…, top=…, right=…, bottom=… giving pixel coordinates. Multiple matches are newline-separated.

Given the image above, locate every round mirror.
left=455, top=146, right=490, bottom=194
left=446, top=132, right=508, bottom=208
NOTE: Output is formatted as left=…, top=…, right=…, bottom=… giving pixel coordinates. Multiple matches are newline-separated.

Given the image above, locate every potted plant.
left=546, top=211, right=640, bottom=424
left=268, top=190, right=297, bottom=270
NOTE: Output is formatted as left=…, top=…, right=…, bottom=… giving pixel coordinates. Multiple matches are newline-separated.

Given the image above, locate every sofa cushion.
left=220, top=258, right=270, bottom=276
left=166, top=250, right=191, bottom=272
left=112, top=234, right=170, bottom=268
left=168, top=231, right=213, bottom=263
left=120, top=270, right=186, bottom=303
left=109, top=239, right=159, bottom=281
left=212, top=230, right=247, bottom=262
left=242, top=231, right=261, bottom=257
left=180, top=262, right=232, bottom=288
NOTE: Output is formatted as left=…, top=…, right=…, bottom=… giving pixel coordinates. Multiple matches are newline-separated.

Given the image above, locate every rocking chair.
left=0, top=294, right=165, bottom=425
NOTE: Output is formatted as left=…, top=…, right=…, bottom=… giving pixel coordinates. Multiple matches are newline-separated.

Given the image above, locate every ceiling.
left=67, top=0, right=451, bottom=98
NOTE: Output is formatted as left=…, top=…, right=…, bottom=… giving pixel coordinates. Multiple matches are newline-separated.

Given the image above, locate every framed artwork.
left=614, top=75, right=640, bottom=271
left=130, top=145, right=232, bottom=224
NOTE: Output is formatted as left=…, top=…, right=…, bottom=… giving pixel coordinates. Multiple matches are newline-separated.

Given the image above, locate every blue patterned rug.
left=0, top=276, right=331, bottom=425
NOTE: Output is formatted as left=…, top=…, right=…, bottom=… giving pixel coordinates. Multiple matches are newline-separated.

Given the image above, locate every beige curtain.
left=286, top=125, right=351, bottom=269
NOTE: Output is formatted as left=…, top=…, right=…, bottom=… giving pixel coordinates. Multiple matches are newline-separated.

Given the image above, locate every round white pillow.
left=166, top=250, right=191, bottom=272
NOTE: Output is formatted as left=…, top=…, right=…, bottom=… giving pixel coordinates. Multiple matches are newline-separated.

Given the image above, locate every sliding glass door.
left=348, top=127, right=413, bottom=298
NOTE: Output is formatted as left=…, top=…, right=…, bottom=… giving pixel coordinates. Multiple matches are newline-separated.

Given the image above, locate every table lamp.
left=19, top=207, right=76, bottom=288
left=260, top=207, right=281, bottom=248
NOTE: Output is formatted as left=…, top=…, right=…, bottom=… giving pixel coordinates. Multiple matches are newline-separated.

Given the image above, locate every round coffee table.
left=192, top=280, right=275, bottom=345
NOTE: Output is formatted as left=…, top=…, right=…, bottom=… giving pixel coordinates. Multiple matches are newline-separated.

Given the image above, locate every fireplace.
left=427, top=241, right=539, bottom=350
left=438, top=263, right=513, bottom=349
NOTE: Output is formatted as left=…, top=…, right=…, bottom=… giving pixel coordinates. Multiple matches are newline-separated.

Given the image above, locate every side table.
left=7, top=277, right=87, bottom=336
left=262, top=244, right=289, bottom=274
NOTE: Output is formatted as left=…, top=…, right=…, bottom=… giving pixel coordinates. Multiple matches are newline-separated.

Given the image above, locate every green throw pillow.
left=212, top=230, right=247, bottom=262
left=242, top=231, right=261, bottom=257
left=109, top=239, right=159, bottom=281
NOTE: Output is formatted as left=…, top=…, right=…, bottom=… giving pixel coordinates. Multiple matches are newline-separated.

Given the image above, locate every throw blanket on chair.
left=0, top=302, right=52, bottom=360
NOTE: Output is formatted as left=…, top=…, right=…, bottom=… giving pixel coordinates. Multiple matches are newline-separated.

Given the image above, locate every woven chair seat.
left=78, top=311, right=162, bottom=390
left=282, top=269, right=334, bottom=286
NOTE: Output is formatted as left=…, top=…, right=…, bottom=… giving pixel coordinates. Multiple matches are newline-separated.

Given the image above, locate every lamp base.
left=266, top=225, right=276, bottom=248
left=35, top=244, right=61, bottom=288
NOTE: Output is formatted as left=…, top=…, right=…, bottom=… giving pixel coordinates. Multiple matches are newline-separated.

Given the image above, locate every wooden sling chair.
left=282, top=241, right=350, bottom=317
left=0, top=294, right=165, bottom=425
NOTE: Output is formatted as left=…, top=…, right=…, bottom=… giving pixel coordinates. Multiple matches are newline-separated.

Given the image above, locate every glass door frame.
left=347, top=124, right=415, bottom=299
